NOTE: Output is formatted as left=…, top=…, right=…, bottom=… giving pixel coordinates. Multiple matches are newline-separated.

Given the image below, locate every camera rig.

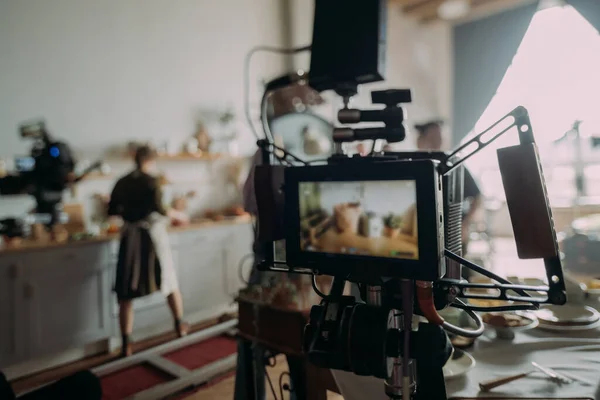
left=0, top=121, right=102, bottom=238
left=242, top=1, right=566, bottom=398
left=251, top=83, right=566, bottom=399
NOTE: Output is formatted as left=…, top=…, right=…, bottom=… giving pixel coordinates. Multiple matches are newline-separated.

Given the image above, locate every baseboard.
left=6, top=304, right=239, bottom=382
left=3, top=339, right=109, bottom=381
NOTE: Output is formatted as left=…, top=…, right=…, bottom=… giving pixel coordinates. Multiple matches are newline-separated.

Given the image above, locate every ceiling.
left=392, top=0, right=535, bottom=23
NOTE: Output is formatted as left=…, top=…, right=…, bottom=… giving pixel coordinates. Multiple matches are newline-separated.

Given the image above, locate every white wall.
left=0, top=0, right=288, bottom=158
left=288, top=0, right=453, bottom=150
left=0, top=0, right=454, bottom=222
left=0, top=0, right=288, bottom=220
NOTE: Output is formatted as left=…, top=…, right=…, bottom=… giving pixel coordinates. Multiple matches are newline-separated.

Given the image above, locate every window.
left=462, top=3, right=600, bottom=201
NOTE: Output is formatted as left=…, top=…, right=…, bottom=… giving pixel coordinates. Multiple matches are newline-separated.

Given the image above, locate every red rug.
left=163, top=336, right=237, bottom=370
left=100, top=336, right=237, bottom=400
left=170, top=370, right=236, bottom=400
left=101, top=362, right=175, bottom=400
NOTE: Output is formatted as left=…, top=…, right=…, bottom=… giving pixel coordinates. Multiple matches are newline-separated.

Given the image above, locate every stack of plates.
left=534, top=304, right=600, bottom=331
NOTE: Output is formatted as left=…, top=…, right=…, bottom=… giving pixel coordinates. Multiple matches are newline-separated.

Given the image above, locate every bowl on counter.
left=482, top=311, right=538, bottom=340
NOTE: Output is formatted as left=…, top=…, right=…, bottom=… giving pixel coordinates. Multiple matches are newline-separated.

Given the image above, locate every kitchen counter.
left=0, top=214, right=252, bottom=255
left=167, top=214, right=252, bottom=233
left=0, top=215, right=254, bottom=379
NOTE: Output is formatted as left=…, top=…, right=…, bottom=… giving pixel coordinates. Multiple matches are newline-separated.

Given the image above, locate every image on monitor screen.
left=299, top=180, right=418, bottom=260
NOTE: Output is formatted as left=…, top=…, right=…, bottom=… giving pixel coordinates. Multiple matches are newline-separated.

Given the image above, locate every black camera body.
left=0, top=121, right=77, bottom=232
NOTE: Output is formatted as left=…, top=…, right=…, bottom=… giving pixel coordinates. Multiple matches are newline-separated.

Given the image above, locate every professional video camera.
left=0, top=120, right=101, bottom=237
left=249, top=1, right=566, bottom=399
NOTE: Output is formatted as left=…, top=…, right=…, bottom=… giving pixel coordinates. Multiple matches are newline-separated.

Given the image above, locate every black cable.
left=443, top=298, right=485, bottom=337
left=279, top=371, right=292, bottom=400
left=264, top=364, right=279, bottom=400
left=256, top=140, right=308, bottom=166
left=451, top=301, right=538, bottom=312
left=369, top=139, right=378, bottom=156
left=272, top=143, right=308, bottom=165
left=273, top=152, right=291, bottom=166
left=312, top=274, right=329, bottom=299
left=244, top=45, right=311, bottom=140
left=444, top=249, right=531, bottom=298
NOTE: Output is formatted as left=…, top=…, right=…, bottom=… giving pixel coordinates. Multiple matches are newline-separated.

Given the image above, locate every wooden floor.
left=185, top=355, right=343, bottom=400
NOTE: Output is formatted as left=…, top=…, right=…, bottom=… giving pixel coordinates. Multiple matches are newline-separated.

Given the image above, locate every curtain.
left=567, top=0, right=600, bottom=33
left=451, top=2, right=539, bottom=145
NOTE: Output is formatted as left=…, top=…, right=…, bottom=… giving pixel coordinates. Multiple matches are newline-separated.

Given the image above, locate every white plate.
left=586, top=288, right=600, bottom=295
left=534, top=304, right=600, bottom=325
left=483, top=311, right=539, bottom=339
left=537, top=317, right=600, bottom=332
left=443, top=349, right=475, bottom=379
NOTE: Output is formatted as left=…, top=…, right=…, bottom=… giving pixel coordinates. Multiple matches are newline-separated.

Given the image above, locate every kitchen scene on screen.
left=299, top=180, right=419, bottom=260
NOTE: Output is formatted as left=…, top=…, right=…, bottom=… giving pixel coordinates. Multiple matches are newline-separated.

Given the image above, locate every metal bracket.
left=443, top=106, right=533, bottom=174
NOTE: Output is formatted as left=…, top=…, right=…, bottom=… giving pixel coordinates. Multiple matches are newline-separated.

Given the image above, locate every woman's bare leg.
left=166, top=291, right=184, bottom=319
left=119, top=300, right=134, bottom=356
left=167, top=291, right=189, bottom=337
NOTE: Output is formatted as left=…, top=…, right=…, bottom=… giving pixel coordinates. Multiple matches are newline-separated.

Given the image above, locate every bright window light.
left=461, top=4, right=600, bottom=200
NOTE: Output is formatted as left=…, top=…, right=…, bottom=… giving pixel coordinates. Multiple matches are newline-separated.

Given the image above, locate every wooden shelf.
left=103, top=153, right=232, bottom=163
left=82, top=172, right=114, bottom=181
left=392, top=0, right=528, bottom=23
left=80, top=152, right=252, bottom=182
left=156, top=153, right=225, bottom=161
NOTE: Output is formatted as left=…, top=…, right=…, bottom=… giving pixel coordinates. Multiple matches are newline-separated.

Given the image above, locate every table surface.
left=332, top=323, right=600, bottom=399
left=0, top=215, right=251, bottom=254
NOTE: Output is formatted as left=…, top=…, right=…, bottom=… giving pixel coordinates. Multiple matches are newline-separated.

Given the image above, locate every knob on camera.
left=334, top=89, right=412, bottom=145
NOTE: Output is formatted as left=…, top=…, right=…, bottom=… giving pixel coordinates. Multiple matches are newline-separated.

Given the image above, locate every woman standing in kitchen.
left=108, top=145, right=189, bottom=357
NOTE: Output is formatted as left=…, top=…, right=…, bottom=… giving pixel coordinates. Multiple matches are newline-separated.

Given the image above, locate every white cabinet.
left=20, top=244, right=113, bottom=358
left=0, top=256, right=26, bottom=368
left=0, top=221, right=254, bottom=372
left=224, top=223, right=254, bottom=295
left=178, top=228, right=230, bottom=312
left=0, top=242, right=114, bottom=368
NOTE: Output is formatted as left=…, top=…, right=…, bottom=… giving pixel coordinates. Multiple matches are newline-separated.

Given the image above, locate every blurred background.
left=2, top=0, right=600, bottom=398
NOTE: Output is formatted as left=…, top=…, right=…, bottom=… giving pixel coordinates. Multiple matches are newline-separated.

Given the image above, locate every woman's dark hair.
left=134, top=145, right=157, bottom=168
left=414, top=120, right=443, bottom=136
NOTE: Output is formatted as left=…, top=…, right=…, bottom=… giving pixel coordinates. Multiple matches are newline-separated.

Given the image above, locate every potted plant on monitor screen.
left=383, top=213, right=402, bottom=238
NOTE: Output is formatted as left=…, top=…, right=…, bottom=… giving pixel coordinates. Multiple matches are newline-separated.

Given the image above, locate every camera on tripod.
left=248, top=0, right=567, bottom=398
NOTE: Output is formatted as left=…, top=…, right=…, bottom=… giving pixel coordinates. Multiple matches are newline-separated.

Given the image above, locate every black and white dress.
left=109, top=170, right=179, bottom=300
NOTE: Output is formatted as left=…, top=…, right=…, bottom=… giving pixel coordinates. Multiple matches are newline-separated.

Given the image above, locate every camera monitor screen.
left=298, top=180, right=418, bottom=260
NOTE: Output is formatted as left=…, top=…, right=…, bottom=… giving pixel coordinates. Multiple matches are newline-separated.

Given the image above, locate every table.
left=237, top=298, right=600, bottom=399
left=235, top=299, right=341, bottom=400
left=333, top=326, right=600, bottom=399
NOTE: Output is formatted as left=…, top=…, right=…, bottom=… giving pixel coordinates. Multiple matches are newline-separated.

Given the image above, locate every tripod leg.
left=233, top=339, right=266, bottom=400
left=286, top=354, right=307, bottom=400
